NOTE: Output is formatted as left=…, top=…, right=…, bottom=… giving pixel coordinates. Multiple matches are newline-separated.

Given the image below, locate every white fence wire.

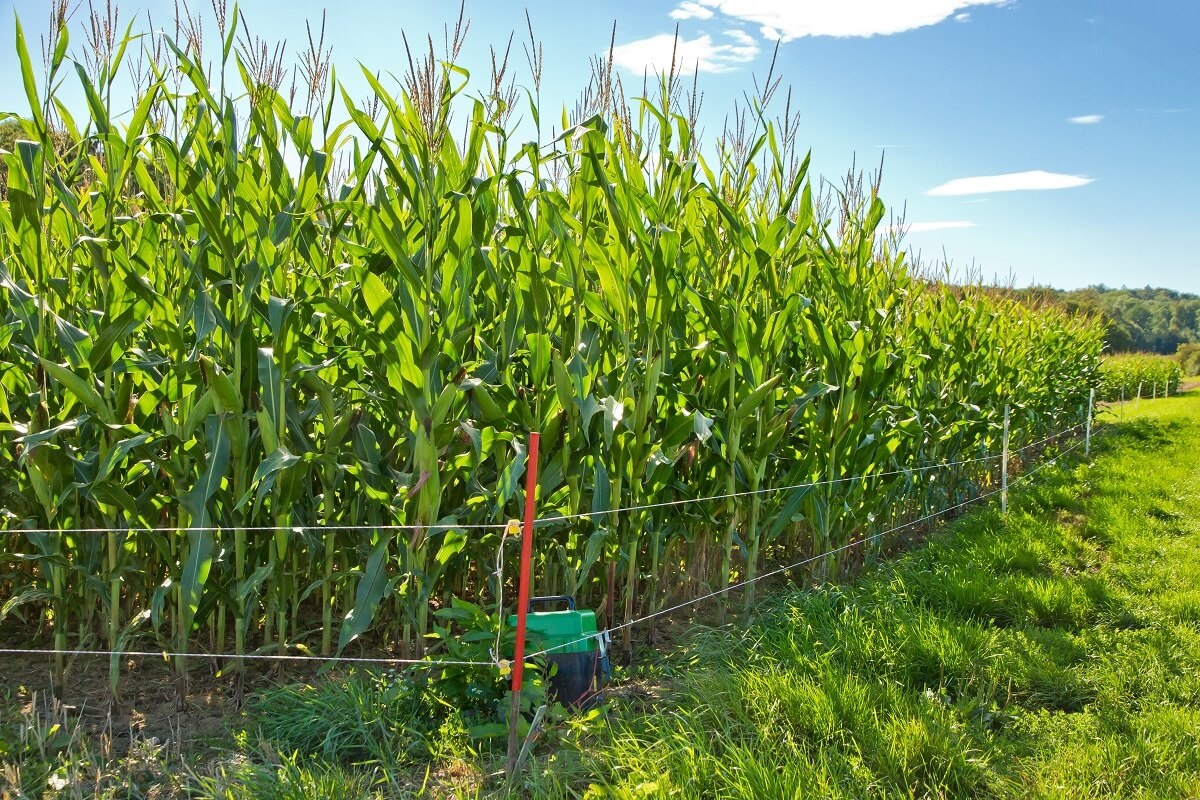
left=0, top=420, right=1094, bottom=672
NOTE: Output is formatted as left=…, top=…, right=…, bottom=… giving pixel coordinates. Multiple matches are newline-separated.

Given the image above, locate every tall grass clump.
left=0, top=3, right=1103, bottom=698
left=1175, top=343, right=1200, bottom=377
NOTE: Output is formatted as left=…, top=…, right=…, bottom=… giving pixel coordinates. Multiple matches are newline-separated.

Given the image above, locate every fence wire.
left=0, top=421, right=1095, bottom=672
left=528, top=433, right=1090, bottom=660
left=535, top=452, right=1005, bottom=528
left=3, top=521, right=508, bottom=537
left=0, top=646, right=492, bottom=668
left=2, top=422, right=1088, bottom=538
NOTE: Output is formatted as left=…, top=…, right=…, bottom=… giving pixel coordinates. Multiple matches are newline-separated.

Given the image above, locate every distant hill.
left=1010, top=285, right=1199, bottom=355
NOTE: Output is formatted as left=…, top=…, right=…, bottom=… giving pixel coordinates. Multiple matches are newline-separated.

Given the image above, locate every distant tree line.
left=1010, top=285, right=1199, bottom=358
left=0, top=118, right=92, bottom=201
left=0, top=118, right=18, bottom=199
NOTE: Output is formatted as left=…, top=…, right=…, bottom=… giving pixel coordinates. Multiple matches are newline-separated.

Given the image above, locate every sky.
left=1, top=0, right=1197, bottom=293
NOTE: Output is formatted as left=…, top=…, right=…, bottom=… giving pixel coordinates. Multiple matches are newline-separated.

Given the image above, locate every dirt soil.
left=2, top=649, right=322, bottom=755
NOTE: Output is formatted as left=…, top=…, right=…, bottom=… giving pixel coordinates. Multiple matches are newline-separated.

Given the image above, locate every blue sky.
left=2, top=0, right=1197, bottom=292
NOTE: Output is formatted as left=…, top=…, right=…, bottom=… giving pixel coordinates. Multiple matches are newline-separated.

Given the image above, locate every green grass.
left=4, top=394, right=1199, bottom=799
left=517, top=392, right=1200, bottom=798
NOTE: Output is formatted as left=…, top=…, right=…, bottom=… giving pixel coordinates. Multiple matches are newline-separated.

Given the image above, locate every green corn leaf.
left=73, top=62, right=111, bottom=135
left=13, top=16, right=43, bottom=136
left=39, top=359, right=114, bottom=424
left=183, top=415, right=231, bottom=521
left=600, top=396, right=625, bottom=444
left=435, top=528, right=468, bottom=565
left=257, top=347, right=284, bottom=432
left=734, top=375, right=783, bottom=422
left=244, top=446, right=300, bottom=513
left=96, top=432, right=153, bottom=482
left=199, top=357, right=241, bottom=413
left=336, top=535, right=392, bottom=654
left=14, top=416, right=88, bottom=463
left=180, top=528, right=214, bottom=635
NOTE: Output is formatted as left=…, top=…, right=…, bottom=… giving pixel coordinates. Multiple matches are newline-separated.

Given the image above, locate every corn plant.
left=0, top=6, right=1103, bottom=699
left=1099, top=354, right=1181, bottom=401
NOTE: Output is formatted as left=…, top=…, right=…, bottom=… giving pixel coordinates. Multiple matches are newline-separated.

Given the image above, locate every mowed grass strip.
left=524, top=393, right=1200, bottom=799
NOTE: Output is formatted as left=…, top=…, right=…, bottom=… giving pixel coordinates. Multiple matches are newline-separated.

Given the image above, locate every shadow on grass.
left=529, top=396, right=1200, bottom=798
left=1096, top=414, right=1186, bottom=450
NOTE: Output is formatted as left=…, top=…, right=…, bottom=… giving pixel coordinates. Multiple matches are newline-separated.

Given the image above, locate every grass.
left=517, top=392, right=1200, bottom=798
left=3, top=392, right=1199, bottom=798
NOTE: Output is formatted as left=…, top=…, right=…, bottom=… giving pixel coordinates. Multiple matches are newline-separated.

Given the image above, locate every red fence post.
left=506, top=431, right=540, bottom=778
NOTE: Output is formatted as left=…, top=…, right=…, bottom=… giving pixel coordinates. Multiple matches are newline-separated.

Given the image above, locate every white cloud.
left=1069, top=114, right=1104, bottom=124
left=681, top=0, right=1011, bottom=40
left=954, top=12, right=971, bottom=22
left=724, top=28, right=757, bottom=46
left=903, top=221, right=978, bottom=233
left=926, top=170, right=1094, bottom=196
left=670, top=1, right=715, bottom=20
left=612, top=31, right=760, bottom=75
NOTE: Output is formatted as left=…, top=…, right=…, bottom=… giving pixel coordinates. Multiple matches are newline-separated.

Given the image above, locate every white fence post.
left=1085, top=388, right=1094, bottom=457
left=1002, top=404, right=1010, bottom=516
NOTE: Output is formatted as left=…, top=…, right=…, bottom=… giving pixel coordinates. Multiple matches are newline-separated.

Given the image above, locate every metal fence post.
left=1085, top=388, right=1094, bottom=457
left=1001, top=404, right=1010, bottom=515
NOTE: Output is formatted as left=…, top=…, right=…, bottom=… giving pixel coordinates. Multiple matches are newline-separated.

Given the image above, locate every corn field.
left=0, top=9, right=1104, bottom=697
left=1098, top=354, right=1182, bottom=402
